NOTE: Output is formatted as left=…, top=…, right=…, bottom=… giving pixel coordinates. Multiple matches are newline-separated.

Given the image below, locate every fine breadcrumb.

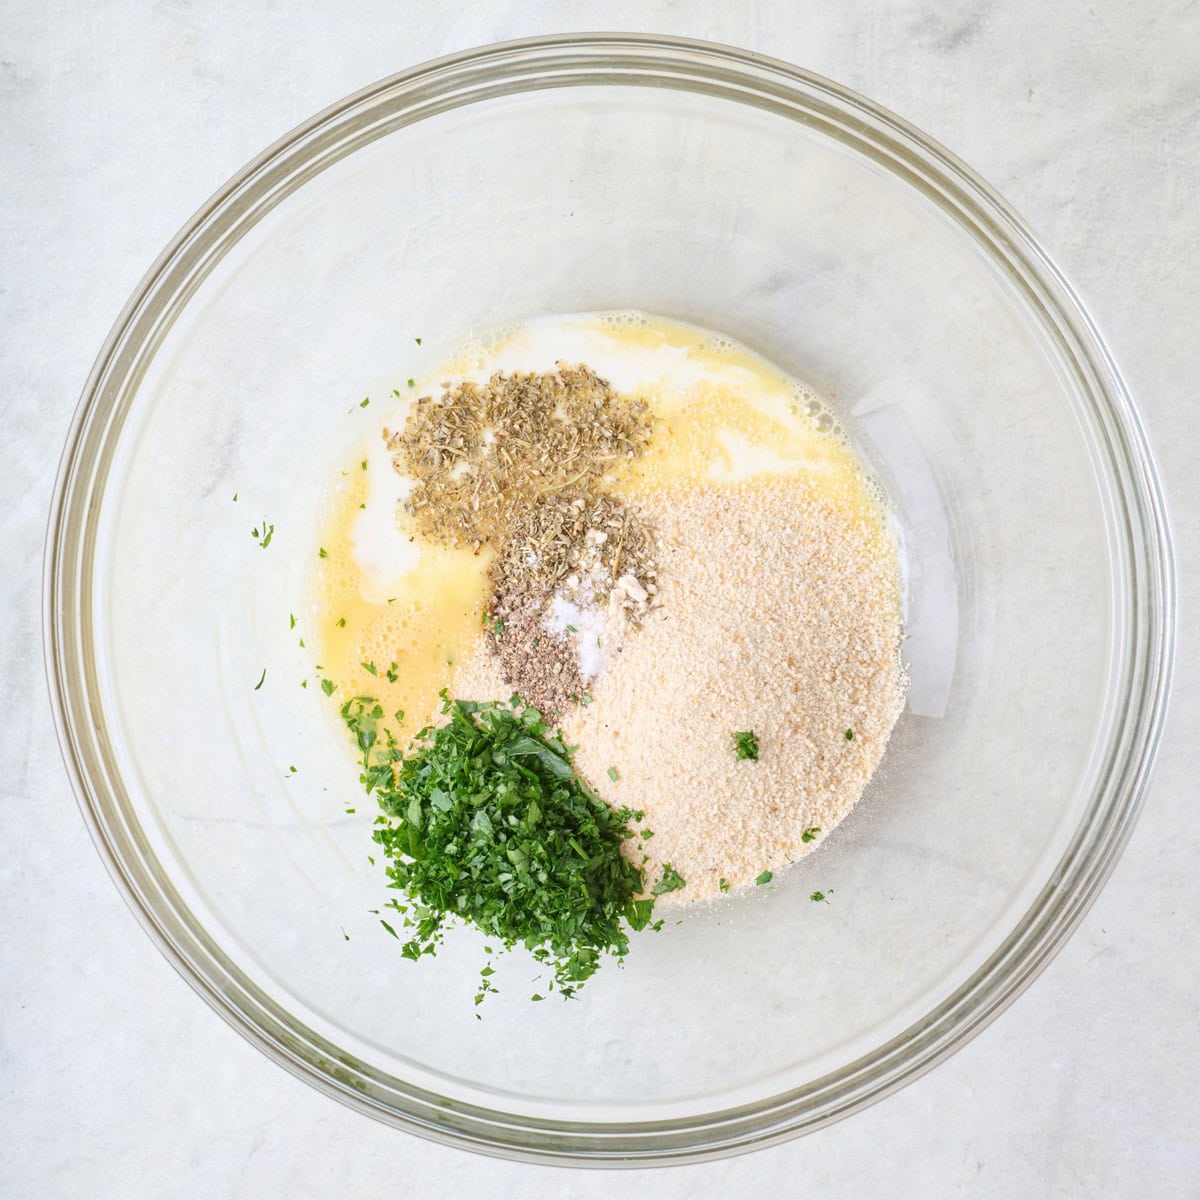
left=449, top=475, right=907, bottom=904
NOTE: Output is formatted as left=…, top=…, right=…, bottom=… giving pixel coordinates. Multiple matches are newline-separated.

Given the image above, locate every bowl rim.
left=43, top=32, right=1176, bottom=1166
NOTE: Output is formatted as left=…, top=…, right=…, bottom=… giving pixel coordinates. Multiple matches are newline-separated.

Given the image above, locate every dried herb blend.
left=387, top=365, right=652, bottom=560
left=387, top=364, right=661, bottom=711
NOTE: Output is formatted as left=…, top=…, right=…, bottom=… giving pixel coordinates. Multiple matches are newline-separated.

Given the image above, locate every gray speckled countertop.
left=3, top=4, right=1197, bottom=1196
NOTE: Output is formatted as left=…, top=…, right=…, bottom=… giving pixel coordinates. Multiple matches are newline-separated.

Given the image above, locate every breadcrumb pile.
left=451, top=475, right=907, bottom=902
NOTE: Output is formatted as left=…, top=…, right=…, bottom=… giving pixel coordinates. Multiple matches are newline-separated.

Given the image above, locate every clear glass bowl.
left=45, top=35, right=1174, bottom=1164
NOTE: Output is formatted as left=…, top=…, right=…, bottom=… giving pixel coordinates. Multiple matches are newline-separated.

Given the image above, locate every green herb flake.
left=801, top=826, right=821, bottom=843
left=566, top=624, right=578, bottom=633
left=380, top=919, right=399, bottom=938
left=607, top=765, right=620, bottom=782
left=733, top=730, right=760, bottom=761
left=232, top=492, right=238, bottom=502
left=845, top=728, right=854, bottom=741
left=289, top=613, right=296, bottom=630
left=755, top=869, right=773, bottom=886
left=318, top=547, right=328, bottom=559
left=359, top=397, right=370, bottom=408
left=253, top=668, right=266, bottom=691
left=251, top=520, right=275, bottom=549
left=361, top=661, right=378, bottom=676
left=651, top=863, right=686, bottom=896
left=810, top=890, right=830, bottom=905
left=719, top=878, right=730, bottom=893
left=336, top=617, right=346, bottom=628
left=414, top=336, right=422, bottom=345
left=407, top=378, right=415, bottom=388
left=320, top=679, right=337, bottom=696
left=361, top=459, right=368, bottom=471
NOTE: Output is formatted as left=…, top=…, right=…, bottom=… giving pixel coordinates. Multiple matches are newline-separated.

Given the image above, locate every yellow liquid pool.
left=311, top=312, right=892, bottom=740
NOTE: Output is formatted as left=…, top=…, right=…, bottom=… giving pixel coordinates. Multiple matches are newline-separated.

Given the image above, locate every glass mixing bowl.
left=45, top=35, right=1173, bottom=1164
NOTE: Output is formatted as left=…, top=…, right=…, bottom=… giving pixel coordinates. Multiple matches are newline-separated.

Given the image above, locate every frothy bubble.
left=596, top=309, right=650, bottom=332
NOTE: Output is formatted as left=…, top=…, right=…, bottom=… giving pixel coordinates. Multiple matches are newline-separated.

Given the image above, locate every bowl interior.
left=55, top=40, right=1167, bottom=1160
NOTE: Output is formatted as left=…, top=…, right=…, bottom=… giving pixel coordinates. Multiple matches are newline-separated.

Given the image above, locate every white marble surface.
left=2, top=3, right=1197, bottom=1196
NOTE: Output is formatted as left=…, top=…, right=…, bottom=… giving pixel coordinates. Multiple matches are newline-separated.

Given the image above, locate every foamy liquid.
left=310, top=312, right=895, bottom=737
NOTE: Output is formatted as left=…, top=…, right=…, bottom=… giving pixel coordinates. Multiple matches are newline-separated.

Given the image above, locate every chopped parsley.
left=755, top=870, right=773, bottom=886
left=318, top=547, right=328, bottom=558
left=289, top=612, right=296, bottom=629
left=359, top=396, right=370, bottom=408
left=810, top=890, right=830, bottom=904
left=361, top=660, right=378, bottom=676
left=733, top=730, right=760, bottom=761
left=801, top=826, right=821, bottom=843
left=651, top=863, right=686, bottom=896
left=253, top=668, right=266, bottom=691
left=845, top=728, right=854, bottom=741
left=251, top=519, right=274, bottom=549
left=407, top=378, right=415, bottom=388
left=336, top=617, right=346, bottom=627
left=349, top=695, right=651, bottom=1000
left=320, top=678, right=336, bottom=696
left=361, top=459, right=368, bottom=471
left=718, top=878, right=730, bottom=893
left=607, top=765, right=620, bottom=783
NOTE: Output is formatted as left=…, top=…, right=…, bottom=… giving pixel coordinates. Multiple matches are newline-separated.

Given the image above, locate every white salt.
left=543, top=594, right=609, bottom=681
